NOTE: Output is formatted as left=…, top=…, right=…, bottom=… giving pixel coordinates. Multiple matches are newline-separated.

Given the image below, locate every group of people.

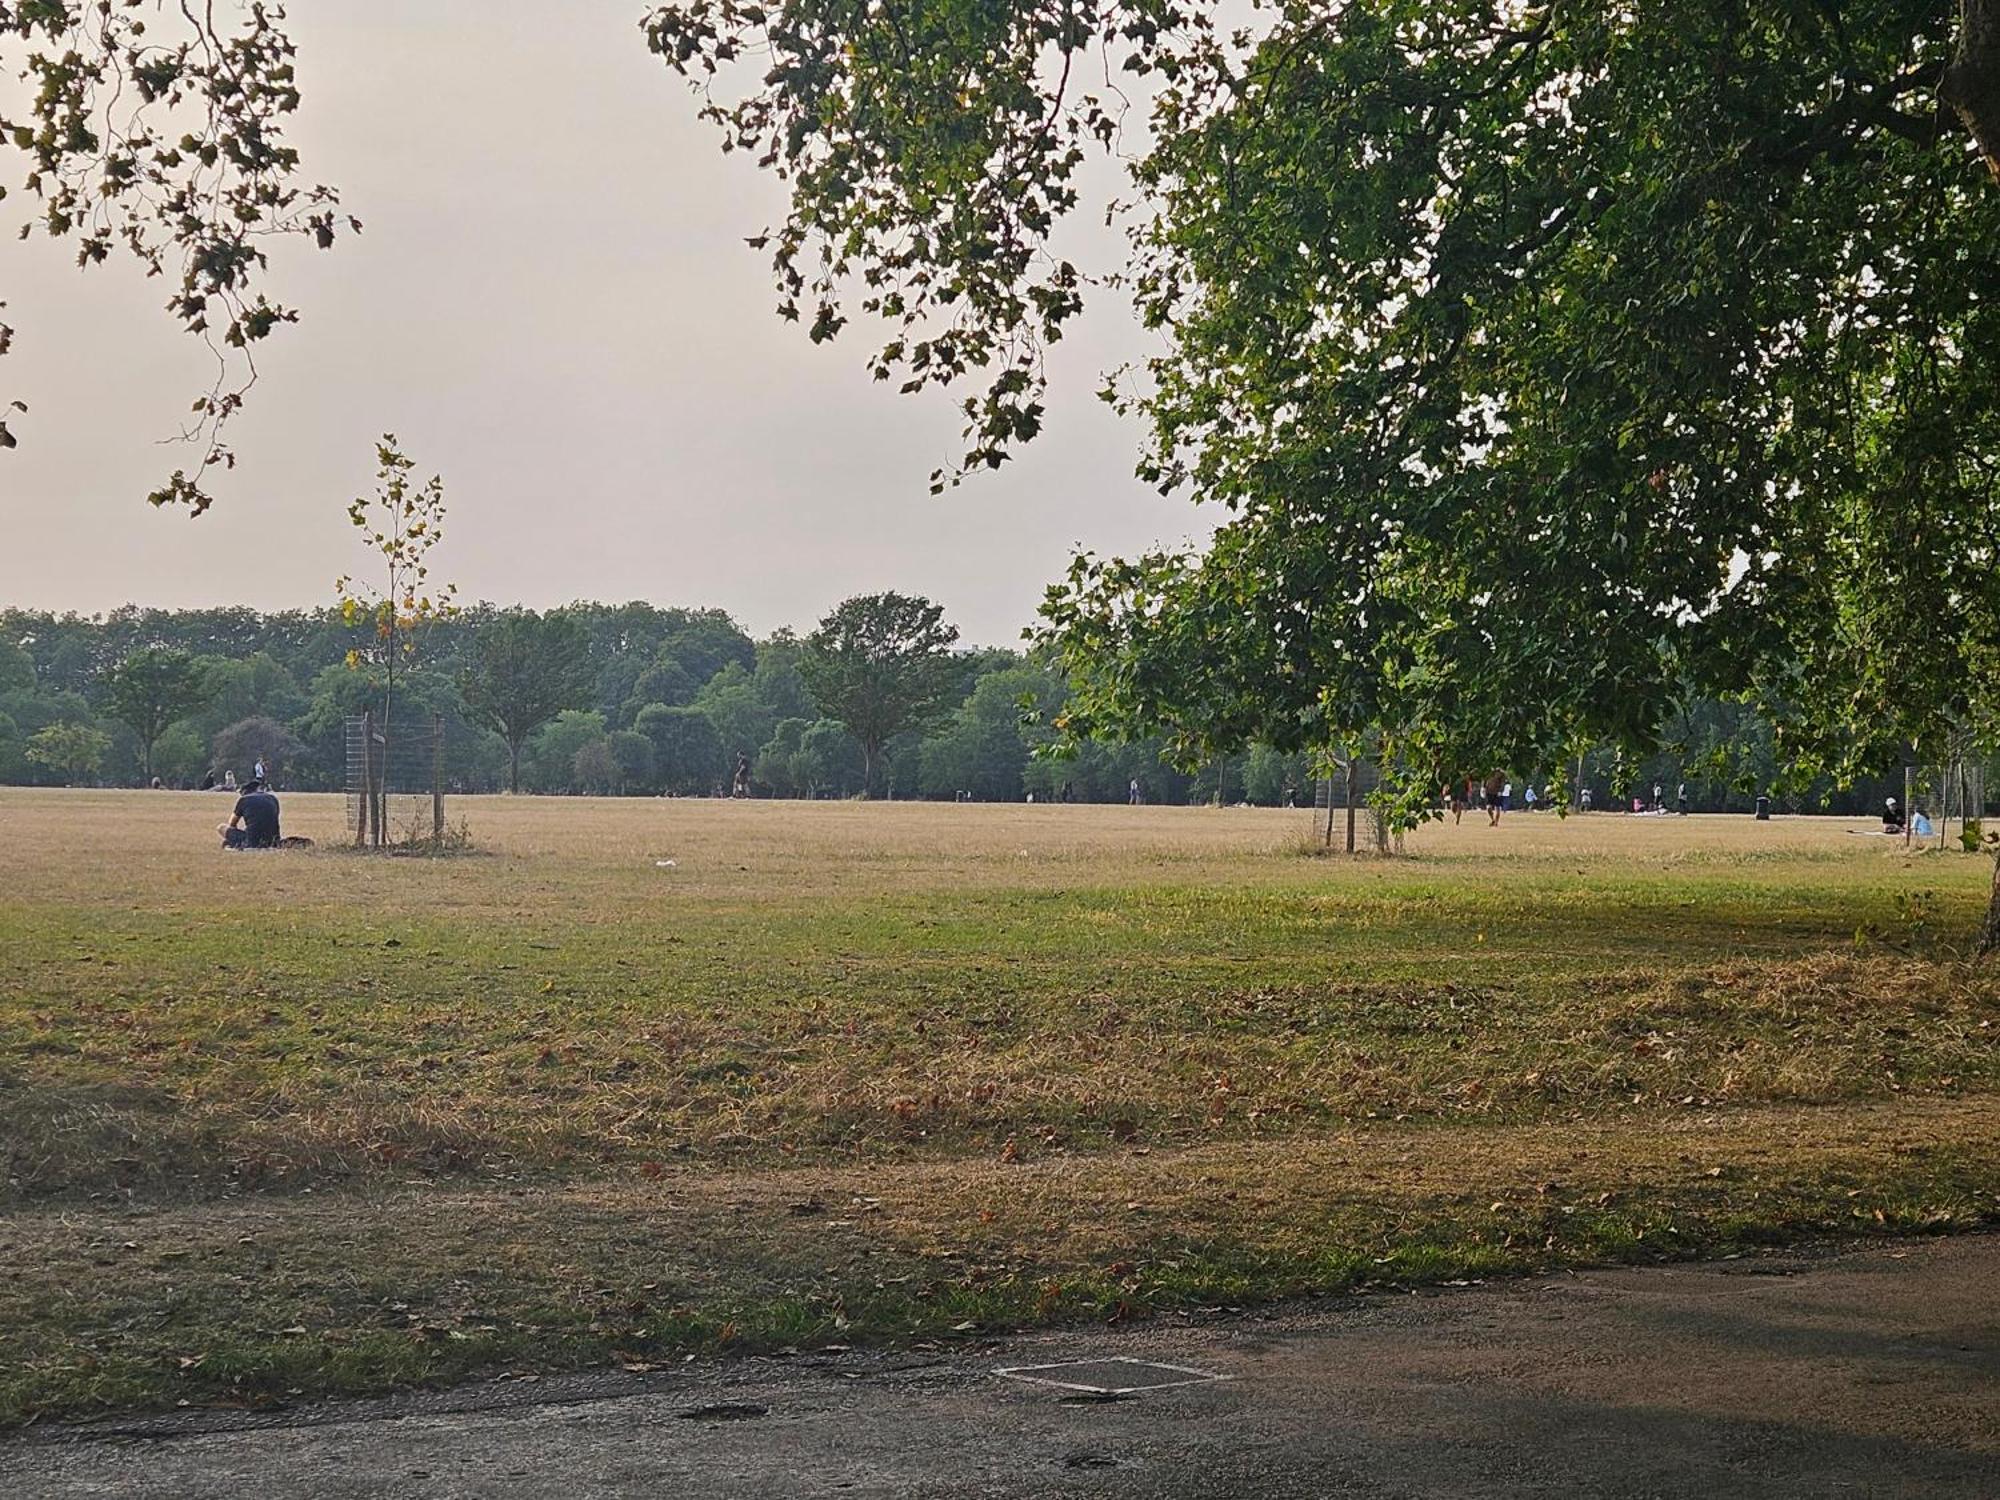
left=1445, top=775, right=1698, bottom=824
left=1445, top=775, right=1553, bottom=826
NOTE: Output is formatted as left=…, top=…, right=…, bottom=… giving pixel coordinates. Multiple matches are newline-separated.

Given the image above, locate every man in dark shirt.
left=222, top=781, right=282, bottom=848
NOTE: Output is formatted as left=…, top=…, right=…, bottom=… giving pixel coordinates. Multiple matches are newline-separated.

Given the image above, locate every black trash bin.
left=1754, top=794, right=1770, bottom=821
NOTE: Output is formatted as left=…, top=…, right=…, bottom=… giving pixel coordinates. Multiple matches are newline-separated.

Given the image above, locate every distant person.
left=1523, top=784, right=1537, bottom=813
left=1676, top=782, right=1689, bottom=815
left=223, top=768, right=238, bottom=791
left=221, top=779, right=281, bottom=849
left=149, top=776, right=163, bottom=790
left=253, top=756, right=268, bottom=785
left=198, top=769, right=218, bottom=791
left=1651, top=782, right=1663, bottom=812
left=1580, top=786, right=1593, bottom=812
left=1883, top=796, right=1905, bottom=833
left=731, top=752, right=751, bottom=798
left=1482, top=772, right=1505, bottom=826
left=1128, top=778, right=1141, bottom=805
left=1500, top=780, right=1513, bottom=813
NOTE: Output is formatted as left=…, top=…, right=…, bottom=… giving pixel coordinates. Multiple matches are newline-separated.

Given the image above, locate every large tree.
left=102, top=646, right=211, bottom=782
left=460, top=610, right=593, bottom=793
left=641, top=1, right=2000, bottom=937
left=800, top=593, right=960, bottom=797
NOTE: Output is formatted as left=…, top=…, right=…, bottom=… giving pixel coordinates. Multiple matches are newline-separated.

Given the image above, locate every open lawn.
left=2, top=789, right=1996, bottom=1424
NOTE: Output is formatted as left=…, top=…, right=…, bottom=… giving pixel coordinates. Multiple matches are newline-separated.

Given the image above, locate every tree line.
left=0, top=596, right=1966, bottom=816
left=0, top=596, right=1222, bottom=803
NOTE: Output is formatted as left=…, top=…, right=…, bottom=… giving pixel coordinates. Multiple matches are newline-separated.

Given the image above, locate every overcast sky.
left=0, top=2, right=1204, bottom=648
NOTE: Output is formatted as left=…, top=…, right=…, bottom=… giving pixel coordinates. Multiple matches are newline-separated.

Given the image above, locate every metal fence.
left=344, top=711, right=447, bottom=847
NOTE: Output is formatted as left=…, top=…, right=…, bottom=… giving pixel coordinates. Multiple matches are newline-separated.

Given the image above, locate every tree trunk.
left=508, top=740, right=521, bottom=795
left=1946, top=0, right=2000, bottom=180
left=1980, top=855, right=2000, bottom=955
left=861, top=740, right=878, bottom=799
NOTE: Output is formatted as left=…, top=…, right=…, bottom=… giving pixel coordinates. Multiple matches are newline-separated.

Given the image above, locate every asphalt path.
left=6, top=1235, right=1995, bottom=1499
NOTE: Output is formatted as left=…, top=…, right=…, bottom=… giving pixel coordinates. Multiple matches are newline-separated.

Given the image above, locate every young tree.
left=335, top=435, right=455, bottom=774
left=25, top=721, right=110, bottom=785
left=800, top=593, right=960, bottom=797
left=102, top=647, right=211, bottom=782
left=460, top=610, right=592, bottom=792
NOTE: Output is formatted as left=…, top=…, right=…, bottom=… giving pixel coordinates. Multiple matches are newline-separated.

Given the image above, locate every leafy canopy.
left=103, top=646, right=211, bottom=777
left=800, top=591, right=961, bottom=794
left=1, top=0, right=355, bottom=503
left=647, top=1, right=2000, bottom=808
left=459, top=610, right=592, bottom=790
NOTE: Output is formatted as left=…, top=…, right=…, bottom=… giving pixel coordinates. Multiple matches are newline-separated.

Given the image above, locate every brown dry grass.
left=0, top=788, right=1995, bottom=1422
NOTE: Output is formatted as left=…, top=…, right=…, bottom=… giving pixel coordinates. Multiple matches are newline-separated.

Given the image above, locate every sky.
left=0, top=2, right=1205, bottom=648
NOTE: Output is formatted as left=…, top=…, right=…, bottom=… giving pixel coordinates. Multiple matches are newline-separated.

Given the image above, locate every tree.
left=1, top=4, right=354, bottom=507
left=800, top=594, right=961, bottom=797
left=102, top=648, right=211, bottom=782
left=525, top=709, right=610, bottom=794
left=211, top=716, right=305, bottom=784
left=0, top=641, right=33, bottom=694
left=25, top=722, right=110, bottom=784
left=917, top=664, right=1063, bottom=801
left=13, top=4, right=2000, bottom=512
left=692, top=661, right=780, bottom=766
left=572, top=738, right=621, bottom=797
left=633, top=703, right=725, bottom=795
left=335, top=435, right=456, bottom=786
left=460, top=610, right=592, bottom=792
left=651, top=3, right=2000, bottom=940
left=606, top=729, right=657, bottom=794
left=195, top=653, right=307, bottom=741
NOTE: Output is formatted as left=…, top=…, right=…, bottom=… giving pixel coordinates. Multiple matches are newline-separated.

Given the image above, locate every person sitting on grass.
left=1883, top=796, right=1905, bottom=833
left=220, top=779, right=282, bottom=849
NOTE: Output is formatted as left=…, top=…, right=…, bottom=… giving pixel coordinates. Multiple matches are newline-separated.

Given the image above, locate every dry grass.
left=0, top=788, right=1995, bottom=1422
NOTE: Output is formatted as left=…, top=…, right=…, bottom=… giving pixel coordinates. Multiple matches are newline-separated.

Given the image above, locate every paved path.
left=6, top=1236, right=1996, bottom=1498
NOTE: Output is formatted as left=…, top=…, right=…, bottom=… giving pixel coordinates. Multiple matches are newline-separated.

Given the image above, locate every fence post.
left=356, top=711, right=372, bottom=848
left=432, top=713, right=445, bottom=844
left=1904, top=764, right=1915, bottom=850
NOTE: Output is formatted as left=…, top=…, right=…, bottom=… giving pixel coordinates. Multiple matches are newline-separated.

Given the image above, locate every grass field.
left=2, top=788, right=1996, bottom=1424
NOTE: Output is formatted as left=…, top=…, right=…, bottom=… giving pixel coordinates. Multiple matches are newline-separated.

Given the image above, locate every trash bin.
left=1754, top=794, right=1770, bottom=821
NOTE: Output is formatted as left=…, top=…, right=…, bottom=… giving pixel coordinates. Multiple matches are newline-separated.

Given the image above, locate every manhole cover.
left=995, top=1356, right=1227, bottom=1395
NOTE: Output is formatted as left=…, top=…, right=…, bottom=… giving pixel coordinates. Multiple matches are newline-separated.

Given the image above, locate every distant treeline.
left=0, top=603, right=1239, bottom=803
left=0, top=603, right=1955, bottom=813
